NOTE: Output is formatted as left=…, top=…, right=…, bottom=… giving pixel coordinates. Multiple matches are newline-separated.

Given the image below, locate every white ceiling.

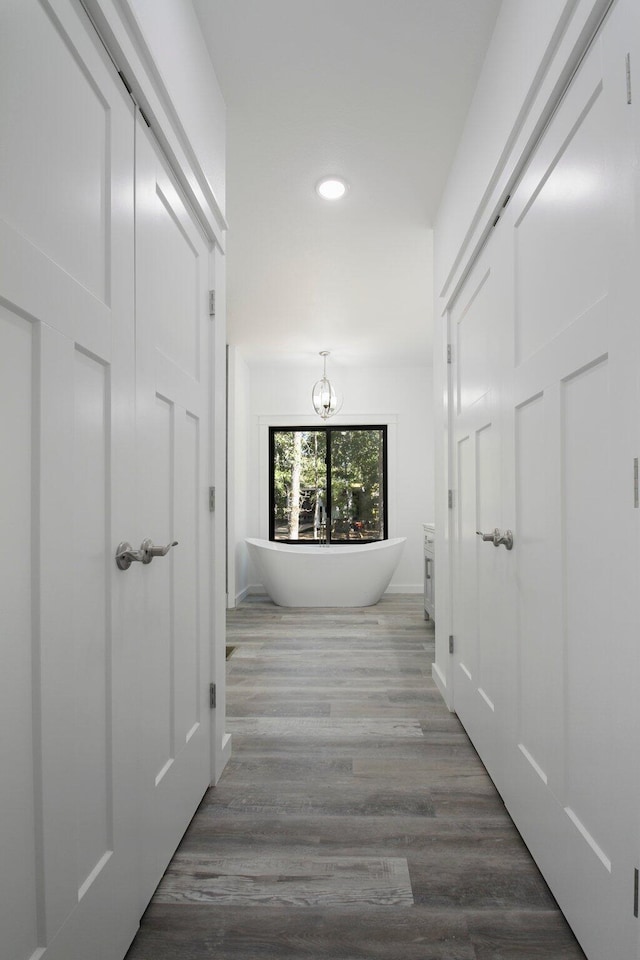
left=193, top=0, right=501, bottom=368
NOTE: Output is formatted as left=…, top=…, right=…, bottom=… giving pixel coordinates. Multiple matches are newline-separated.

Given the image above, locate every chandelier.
left=311, top=351, right=341, bottom=420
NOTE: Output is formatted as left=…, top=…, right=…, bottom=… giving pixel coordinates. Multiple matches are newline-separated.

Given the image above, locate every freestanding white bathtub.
left=245, top=537, right=406, bottom=607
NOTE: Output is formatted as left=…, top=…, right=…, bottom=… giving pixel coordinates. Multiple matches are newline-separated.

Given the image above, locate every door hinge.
left=209, top=486, right=215, bottom=512
left=118, top=70, right=133, bottom=97
left=447, top=344, right=452, bottom=364
left=626, top=53, right=632, bottom=104
left=209, top=683, right=217, bottom=709
left=209, top=289, right=216, bottom=317
left=448, top=489, right=454, bottom=509
left=634, top=867, right=639, bottom=917
left=449, top=635, right=454, bottom=655
left=634, top=458, right=638, bottom=508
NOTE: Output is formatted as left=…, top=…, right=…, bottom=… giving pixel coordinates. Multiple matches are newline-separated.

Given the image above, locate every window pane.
left=272, top=431, right=327, bottom=541
left=330, top=429, right=384, bottom=541
left=270, top=427, right=386, bottom=543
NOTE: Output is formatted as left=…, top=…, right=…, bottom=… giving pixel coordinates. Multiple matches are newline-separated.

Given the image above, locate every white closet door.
left=0, top=2, right=140, bottom=958
left=134, top=119, right=212, bottom=901
left=501, top=3, right=640, bottom=955
left=451, top=2, right=640, bottom=957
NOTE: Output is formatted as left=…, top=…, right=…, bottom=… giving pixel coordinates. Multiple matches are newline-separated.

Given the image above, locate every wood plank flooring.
left=126, top=594, right=586, bottom=960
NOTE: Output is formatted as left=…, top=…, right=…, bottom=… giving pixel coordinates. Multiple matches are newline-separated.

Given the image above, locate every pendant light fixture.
left=312, top=351, right=341, bottom=420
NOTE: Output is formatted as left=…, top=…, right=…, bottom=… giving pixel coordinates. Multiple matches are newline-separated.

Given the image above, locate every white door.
left=450, top=222, right=514, bottom=788
left=500, top=3, right=640, bottom=955
left=134, top=119, right=213, bottom=901
left=0, top=2, right=140, bottom=958
left=451, top=2, right=640, bottom=957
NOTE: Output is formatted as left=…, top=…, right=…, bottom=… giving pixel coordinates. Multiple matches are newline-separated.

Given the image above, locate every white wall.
left=227, top=347, right=251, bottom=605
left=231, top=356, right=434, bottom=603
left=435, top=0, right=571, bottom=296
left=124, top=0, right=226, bottom=214
left=85, top=0, right=227, bottom=244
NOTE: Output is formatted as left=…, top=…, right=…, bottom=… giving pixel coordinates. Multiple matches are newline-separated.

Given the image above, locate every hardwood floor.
left=126, top=594, right=586, bottom=959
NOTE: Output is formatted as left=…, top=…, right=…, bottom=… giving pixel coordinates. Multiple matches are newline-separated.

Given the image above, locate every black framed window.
left=269, top=426, right=387, bottom=543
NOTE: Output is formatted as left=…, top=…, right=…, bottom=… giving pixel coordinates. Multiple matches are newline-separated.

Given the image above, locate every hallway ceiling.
left=193, top=0, right=501, bottom=367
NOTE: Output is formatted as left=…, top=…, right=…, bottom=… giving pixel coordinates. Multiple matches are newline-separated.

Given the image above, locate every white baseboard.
left=384, top=584, right=422, bottom=594
left=234, top=585, right=250, bottom=606
left=212, top=732, right=232, bottom=785
left=241, top=583, right=421, bottom=600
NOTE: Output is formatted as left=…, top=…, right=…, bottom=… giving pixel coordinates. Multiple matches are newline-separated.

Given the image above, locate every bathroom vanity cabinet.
left=423, top=523, right=435, bottom=621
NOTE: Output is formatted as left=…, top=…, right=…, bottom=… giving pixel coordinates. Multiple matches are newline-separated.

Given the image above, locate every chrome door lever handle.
left=140, top=538, right=178, bottom=564
left=476, top=529, right=514, bottom=550
left=495, top=529, right=514, bottom=550
left=115, top=542, right=145, bottom=570
left=116, top=539, right=178, bottom=570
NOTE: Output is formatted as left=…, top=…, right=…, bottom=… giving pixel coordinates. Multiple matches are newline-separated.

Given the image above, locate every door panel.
left=562, top=358, right=612, bottom=858
left=1, top=0, right=110, bottom=301
left=514, top=78, right=610, bottom=365
left=135, top=120, right=212, bottom=901
left=0, top=307, right=38, bottom=960
left=475, top=421, right=502, bottom=713
left=72, top=346, right=111, bottom=893
left=455, top=268, right=492, bottom=410
left=514, top=389, right=564, bottom=790
left=455, top=430, right=477, bottom=681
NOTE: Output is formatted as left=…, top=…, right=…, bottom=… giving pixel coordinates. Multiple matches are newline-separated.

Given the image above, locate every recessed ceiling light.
left=316, top=176, right=349, bottom=200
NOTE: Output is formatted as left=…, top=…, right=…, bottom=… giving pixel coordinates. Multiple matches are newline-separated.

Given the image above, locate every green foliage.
left=273, top=430, right=326, bottom=514
left=330, top=430, right=383, bottom=539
